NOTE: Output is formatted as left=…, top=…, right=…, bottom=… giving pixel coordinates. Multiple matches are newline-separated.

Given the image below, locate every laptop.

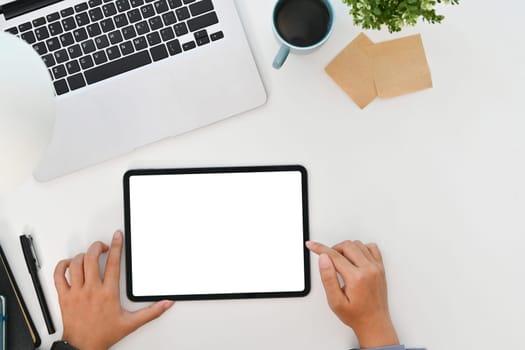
left=0, top=0, right=267, bottom=181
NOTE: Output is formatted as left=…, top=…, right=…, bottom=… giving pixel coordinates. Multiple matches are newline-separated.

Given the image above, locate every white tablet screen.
left=126, top=168, right=308, bottom=299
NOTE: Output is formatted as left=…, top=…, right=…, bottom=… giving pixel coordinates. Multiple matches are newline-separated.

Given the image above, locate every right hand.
left=306, top=240, right=399, bottom=349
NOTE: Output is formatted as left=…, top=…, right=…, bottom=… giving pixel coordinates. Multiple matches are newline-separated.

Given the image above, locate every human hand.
left=54, top=230, right=174, bottom=350
left=306, top=240, right=399, bottom=349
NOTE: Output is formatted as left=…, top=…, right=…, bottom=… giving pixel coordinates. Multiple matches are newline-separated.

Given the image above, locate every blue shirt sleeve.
left=352, top=345, right=426, bottom=350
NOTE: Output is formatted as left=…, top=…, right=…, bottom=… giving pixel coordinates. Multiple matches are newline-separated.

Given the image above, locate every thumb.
left=318, top=254, right=347, bottom=311
left=127, top=300, right=174, bottom=331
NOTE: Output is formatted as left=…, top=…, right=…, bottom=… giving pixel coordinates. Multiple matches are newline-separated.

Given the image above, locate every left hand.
left=54, top=230, right=174, bottom=350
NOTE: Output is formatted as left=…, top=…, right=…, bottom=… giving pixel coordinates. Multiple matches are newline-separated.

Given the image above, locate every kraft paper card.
left=325, top=32, right=377, bottom=109
left=364, top=34, right=433, bottom=98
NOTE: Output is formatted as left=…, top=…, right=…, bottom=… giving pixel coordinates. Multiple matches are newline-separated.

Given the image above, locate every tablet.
left=123, top=165, right=310, bottom=301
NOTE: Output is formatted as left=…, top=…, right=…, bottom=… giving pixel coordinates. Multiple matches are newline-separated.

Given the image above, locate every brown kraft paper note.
left=325, top=32, right=377, bottom=109
left=364, top=34, right=433, bottom=98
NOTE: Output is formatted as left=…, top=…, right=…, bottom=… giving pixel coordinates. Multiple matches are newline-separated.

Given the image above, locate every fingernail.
left=305, top=241, right=314, bottom=249
left=114, top=231, right=122, bottom=240
left=319, top=254, right=332, bottom=269
left=162, top=300, right=174, bottom=310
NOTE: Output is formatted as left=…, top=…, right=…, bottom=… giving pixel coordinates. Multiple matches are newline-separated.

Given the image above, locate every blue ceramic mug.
left=272, top=0, right=335, bottom=69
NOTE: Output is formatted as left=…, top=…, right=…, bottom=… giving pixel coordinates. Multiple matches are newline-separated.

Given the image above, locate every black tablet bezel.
left=123, top=165, right=310, bottom=302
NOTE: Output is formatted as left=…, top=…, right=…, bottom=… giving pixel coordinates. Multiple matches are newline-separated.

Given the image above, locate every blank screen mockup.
left=128, top=170, right=306, bottom=297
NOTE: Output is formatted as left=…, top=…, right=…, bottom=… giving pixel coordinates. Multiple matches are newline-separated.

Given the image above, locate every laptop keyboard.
left=4, top=0, right=224, bottom=96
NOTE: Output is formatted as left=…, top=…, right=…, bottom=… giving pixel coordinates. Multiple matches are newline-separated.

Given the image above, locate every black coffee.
left=275, top=0, right=331, bottom=48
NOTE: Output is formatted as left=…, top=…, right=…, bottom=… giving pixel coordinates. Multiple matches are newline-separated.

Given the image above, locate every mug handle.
left=272, top=44, right=290, bottom=69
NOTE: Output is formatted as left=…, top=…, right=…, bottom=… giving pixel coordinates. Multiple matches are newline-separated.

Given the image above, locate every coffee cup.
left=272, top=0, right=335, bottom=69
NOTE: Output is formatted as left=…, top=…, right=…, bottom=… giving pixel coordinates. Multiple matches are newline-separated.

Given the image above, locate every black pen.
left=20, top=234, right=56, bottom=335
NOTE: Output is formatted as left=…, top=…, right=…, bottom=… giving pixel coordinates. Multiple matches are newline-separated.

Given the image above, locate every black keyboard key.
left=119, top=40, right=135, bottom=55
left=108, top=30, right=123, bottom=44
left=100, top=18, right=115, bottom=32
left=140, top=4, right=155, bottom=18
left=85, top=50, right=151, bottom=84
left=95, top=34, right=110, bottom=49
left=93, top=50, right=108, bottom=64
left=61, top=7, right=74, bottom=17
left=54, top=49, right=69, bottom=63
left=106, top=45, right=121, bottom=60
left=52, top=64, right=67, bottom=79
left=18, top=22, right=32, bottom=32
left=60, top=32, right=75, bottom=46
left=166, top=38, right=181, bottom=55
left=81, top=39, right=96, bottom=54
left=146, top=31, right=161, bottom=45
left=47, top=12, right=60, bottom=22
left=168, top=0, right=182, bottom=9
left=21, top=31, right=36, bottom=44
left=5, top=27, right=18, bottom=35
left=87, top=23, right=102, bottom=37
left=79, top=55, right=95, bottom=69
left=66, top=59, right=81, bottom=74
left=183, top=0, right=195, bottom=3
left=89, top=7, right=104, bottom=21
left=32, top=17, right=46, bottom=27
left=42, top=53, right=56, bottom=67
left=114, top=13, right=129, bottom=27
left=102, top=3, right=117, bottom=17
left=194, top=30, right=209, bottom=45
left=49, top=21, right=63, bottom=36
left=35, top=26, right=50, bottom=40
left=162, top=11, right=176, bottom=25
left=33, top=42, right=48, bottom=55
left=193, top=29, right=206, bottom=39
left=75, top=12, right=90, bottom=26
left=175, top=6, right=189, bottom=21
left=127, top=9, right=141, bottom=23
left=173, top=22, right=187, bottom=36
left=46, top=37, right=61, bottom=51
left=135, top=21, right=149, bottom=35
left=182, top=40, right=195, bottom=51
left=154, top=0, right=168, bottom=13
left=68, top=44, right=83, bottom=59
left=160, top=26, right=174, bottom=41
left=196, top=35, right=209, bottom=46
left=62, top=17, right=77, bottom=31
left=67, top=73, right=86, bottom=90
left=132, top=36, right=147, bottom=50
left=130, top=0, right=144, bottom=7
left=116, top=0, right=131, bottom=12
left=122, top=25, right=137, bottom=39
left=150, top=43, right=168, bottom=61
left=75, top=2, right=89, bottom=12
left=89, top=0, right=102, bottom=7
left=189, top=0, right=212, bottom=16
left=148, top=16, right=163, bottom=30
left=74, top=27, right=89, bottom=42
left=54, top=79, right=69, bottom=95
left=187, top=11, right=217, bottom=32
left=210, top=30, right=223, bottom=41
left=103, top=3, right=117, bottom=17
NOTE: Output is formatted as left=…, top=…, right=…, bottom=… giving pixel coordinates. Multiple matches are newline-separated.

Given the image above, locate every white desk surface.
left=2, top=0, right=525, bottom=349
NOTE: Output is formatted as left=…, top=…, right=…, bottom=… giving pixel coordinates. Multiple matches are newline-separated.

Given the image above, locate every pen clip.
left=27, top=235, right=41, bottom=270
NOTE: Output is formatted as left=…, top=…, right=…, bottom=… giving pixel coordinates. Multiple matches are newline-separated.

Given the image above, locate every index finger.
left=84, top=241, right=109, bottom=286
left=305, top=241, right=357, bottom=283
left=103, top=230, right=123, bottom=289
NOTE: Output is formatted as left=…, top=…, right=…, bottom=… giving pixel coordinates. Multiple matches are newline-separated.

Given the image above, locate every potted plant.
left=342, top=0, right=460, bottom=33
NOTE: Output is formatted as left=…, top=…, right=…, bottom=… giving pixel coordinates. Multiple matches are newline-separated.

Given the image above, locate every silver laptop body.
left=0, top=0, right=266, bottom=181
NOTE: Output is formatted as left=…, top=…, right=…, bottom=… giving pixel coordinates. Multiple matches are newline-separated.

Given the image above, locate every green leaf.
left=342, top=0, right=460, bottom=33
